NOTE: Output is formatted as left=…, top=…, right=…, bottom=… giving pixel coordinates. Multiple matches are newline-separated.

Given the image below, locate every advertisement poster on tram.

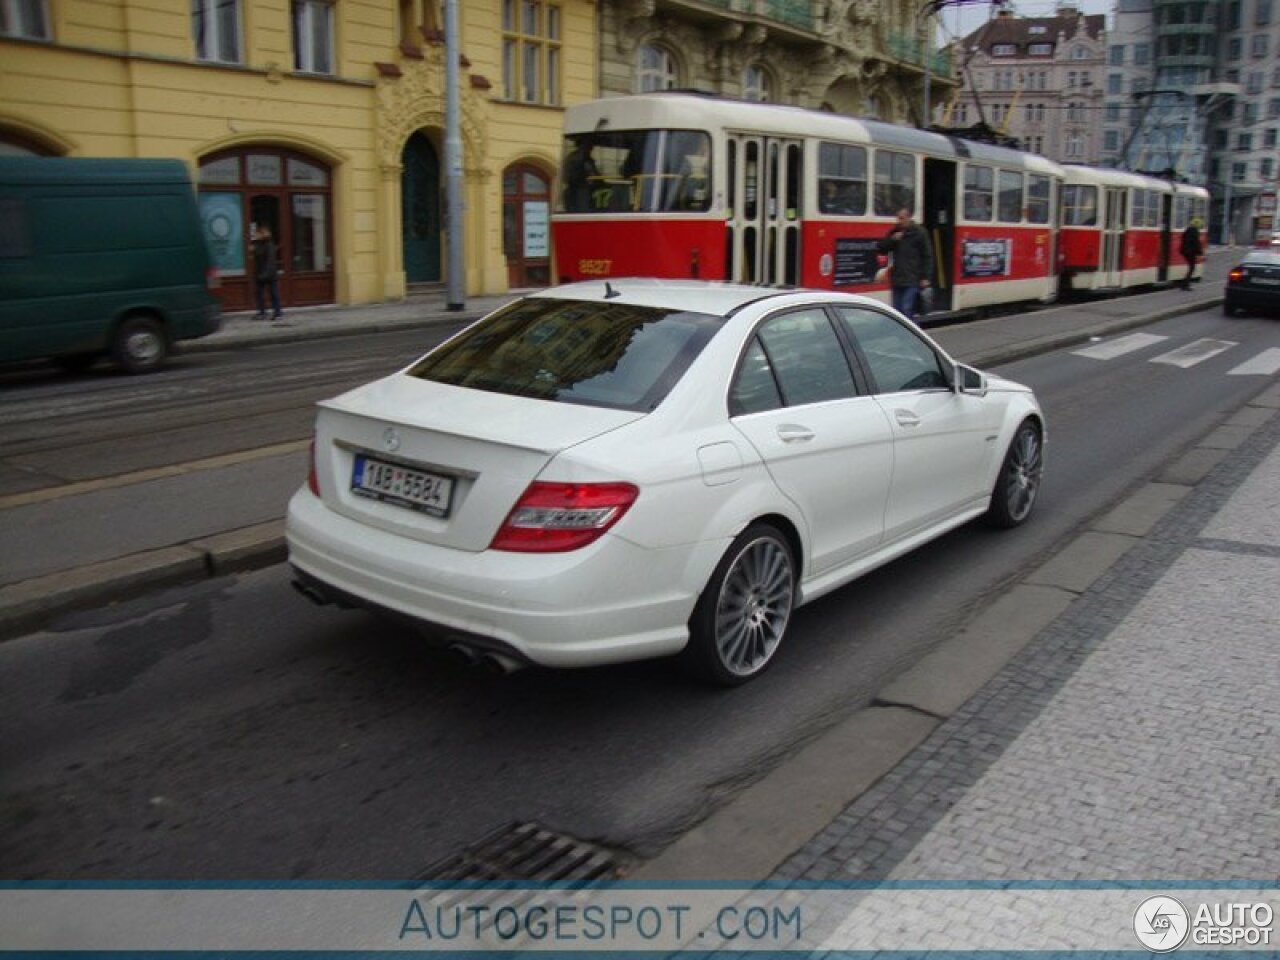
left=962, top=238, right=1011, bottom=278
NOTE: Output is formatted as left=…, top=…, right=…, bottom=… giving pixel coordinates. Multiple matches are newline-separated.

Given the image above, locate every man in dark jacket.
left=878, top=208, right=934, bottom=319
left=1179, top=218, right=1203, bottom=290
left=251, top=224, right=282, bottom=321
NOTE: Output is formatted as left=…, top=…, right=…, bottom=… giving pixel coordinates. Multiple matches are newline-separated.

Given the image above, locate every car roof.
left=529, top=279, right=886, bottom=316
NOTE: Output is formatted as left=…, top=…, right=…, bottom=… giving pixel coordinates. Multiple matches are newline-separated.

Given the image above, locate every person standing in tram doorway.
left=1179, top=217, right=1203, bottom=290
left=878, top=208, right=933, bottom=320
left=252, top=224, right=283, bottom=321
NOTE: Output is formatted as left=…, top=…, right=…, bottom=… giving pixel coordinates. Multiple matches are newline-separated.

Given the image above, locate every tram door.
left=1101, top=187, right=1126, bottom=286
left=726, top=134, right=803, bottom=286
left=923, top=157, right=957, bottom=311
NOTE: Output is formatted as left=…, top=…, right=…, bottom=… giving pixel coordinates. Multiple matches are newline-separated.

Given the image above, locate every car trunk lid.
left=313, top=375, right=643, bottom=551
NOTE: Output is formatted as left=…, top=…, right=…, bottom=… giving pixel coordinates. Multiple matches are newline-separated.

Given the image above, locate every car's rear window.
left=408, top=298, right=724, bottom=412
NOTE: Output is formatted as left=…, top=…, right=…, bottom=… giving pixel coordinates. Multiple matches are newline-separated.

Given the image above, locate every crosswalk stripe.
left=1227, top=348, right=1280, bottom=376
left=1149, top=338, right=1238, bottom=368
left=1072, top=332, right=1168, bottom=360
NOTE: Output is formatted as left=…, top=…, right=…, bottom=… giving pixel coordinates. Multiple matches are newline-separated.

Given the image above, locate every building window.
left=1229, top=37, right=1243, bottom=60
left=1, top=0, right=50, bottom=38
left=1105, top=102, right=1121, bottom=121
left=1253, top=34, right=1268, bottom=57
left=192, top=0, right=242, bottom=63
left=1250, top=71, right=1266, bottom=94
left=503, top=0, right=561, bottom=105
left=1229, top=0, right=1242, bottom=27
left=1134, top=43, right=1150, bottom=65
left=992, top=43, right=1016, bottom=56
left=1266, top=127, right=1278, bottom=146
left=292, top=0, right=333, bottom=74
left=1263, top=157, right=1275, bottom=178
left=1232, top=161, right=1247, bottom=182
left=1107, top=73, right=1122, bottom=94
left=1028, top=43, right=1052, bottom=55
left=1258, top=0, right=1272, bottom=24
left=743, top=64, right=771, bottom=102
left=1238, top=132, right=1253, bottom=150
left=1065, top=134, right=1083, bottom=158
left=635, top=43, right=677, bottom=92
left=1273, top=65, right=1280, bottom=86
left=1215, top=129, right=1229, bottom=148
left=1071, top=45, right=1090, bottom=59
left=1109, top=45, right=1124, bottom=65
left=1067, top=102, right=1085, bottom=122
left=1244, top=102, right=1259, bottom=124
left=1104, top=129, right=1120, bottom=151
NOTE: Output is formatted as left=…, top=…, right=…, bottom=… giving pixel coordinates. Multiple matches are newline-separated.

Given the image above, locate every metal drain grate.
left=418, top=821, right=621, bottom=882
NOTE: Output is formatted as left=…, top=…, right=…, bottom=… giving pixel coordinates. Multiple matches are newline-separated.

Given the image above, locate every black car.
left=1223, top=249, right=1280, bottom=316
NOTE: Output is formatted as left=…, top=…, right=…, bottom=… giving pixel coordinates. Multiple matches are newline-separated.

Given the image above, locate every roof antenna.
left=604, top=281, right=620, bottom=299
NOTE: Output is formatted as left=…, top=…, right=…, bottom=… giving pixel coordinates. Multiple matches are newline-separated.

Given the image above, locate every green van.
left=0, top=157, right=222, bottom=374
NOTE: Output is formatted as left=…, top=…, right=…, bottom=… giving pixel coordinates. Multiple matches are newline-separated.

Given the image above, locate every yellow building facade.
left=0, top=0, right=597, bottom=307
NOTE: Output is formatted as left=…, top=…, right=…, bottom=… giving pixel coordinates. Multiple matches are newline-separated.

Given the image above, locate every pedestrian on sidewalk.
left=878, top=208, right=933, bottom=320
left=252, top=224, right=283, bottom=321
left=1179, top=217, right=1203, bottom=290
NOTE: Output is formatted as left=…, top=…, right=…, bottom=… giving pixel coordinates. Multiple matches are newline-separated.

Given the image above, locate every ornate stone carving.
left=375, top=50, right=489, bottom=170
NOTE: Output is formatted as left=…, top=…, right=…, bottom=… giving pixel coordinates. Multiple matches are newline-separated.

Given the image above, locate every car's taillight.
left=307, top=440, right=320, bottom=496
left=206, top=267, right=221, bottom=290
left=1229, top=268, right=1245, bottom=282
left=490, top=481, right=638, bottom=552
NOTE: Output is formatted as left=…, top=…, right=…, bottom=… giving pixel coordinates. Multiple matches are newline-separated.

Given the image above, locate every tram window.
left=873, top=149, right=915, bottom=216
left=1129, top=190, right=1145, bottom=227
left=1062, top=184, right=1097, bottom=226
left=997, top=170, right=1024, bottom=222
left=558, top=129, right=711, bottom=214
left=1027, top=174, right=1051, bottom=223
left=964, top=165, right=994, bottom=221
left=1173, top=195, right=1189, bottom=230
left=818, top=142, right=867, bottom=215
left=785, top=144, right=802, bottom=220
left=1147, top=191, right=1162, bottom=227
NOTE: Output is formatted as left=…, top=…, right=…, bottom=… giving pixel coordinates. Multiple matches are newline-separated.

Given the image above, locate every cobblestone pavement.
left=773, top=394, right=1280, bottom=891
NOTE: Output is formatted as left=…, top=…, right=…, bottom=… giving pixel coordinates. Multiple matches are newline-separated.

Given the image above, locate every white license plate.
left=1253, top=277, right=1280, bottom=286
left=352, top=454, right=454, bottom=517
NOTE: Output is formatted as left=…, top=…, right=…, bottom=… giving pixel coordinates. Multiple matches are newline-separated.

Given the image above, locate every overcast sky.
left=938, top=0, right=1114, bottom=47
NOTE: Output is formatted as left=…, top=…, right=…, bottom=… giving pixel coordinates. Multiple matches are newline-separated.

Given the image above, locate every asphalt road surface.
left=1, top=305, right=1277, bottom=879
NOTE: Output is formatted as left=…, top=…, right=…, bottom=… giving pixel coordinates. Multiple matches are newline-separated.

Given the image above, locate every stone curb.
left=0, top=521, right=284, bottom=640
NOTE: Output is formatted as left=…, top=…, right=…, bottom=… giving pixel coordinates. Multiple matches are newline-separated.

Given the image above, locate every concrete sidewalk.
left=0, top=254, right=1234, bottom=638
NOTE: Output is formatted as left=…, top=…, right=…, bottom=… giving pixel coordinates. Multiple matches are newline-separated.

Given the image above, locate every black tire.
left=683, top=522, right=796, bottom=686
left=111, top=315, right=168, bottom=374
left=55, top=352, right=100, bottom=374
left=985, top=419, right=1043, bottom=529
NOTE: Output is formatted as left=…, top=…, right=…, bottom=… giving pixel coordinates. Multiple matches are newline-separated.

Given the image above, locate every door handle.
left=776, top=424, right=815, bottom=443
left=894, top=409, right=922, bottom=428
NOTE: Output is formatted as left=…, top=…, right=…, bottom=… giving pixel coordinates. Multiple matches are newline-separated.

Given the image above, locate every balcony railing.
left=696, top=0, right=815, bottom=31
left=887, top=31, right=953, bottom=75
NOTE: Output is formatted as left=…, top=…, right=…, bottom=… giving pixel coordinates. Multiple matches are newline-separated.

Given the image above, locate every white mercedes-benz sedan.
left=286, top=280, right=1045, bottom=685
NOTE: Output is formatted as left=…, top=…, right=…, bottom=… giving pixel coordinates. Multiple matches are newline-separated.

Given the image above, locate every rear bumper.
left=1224, top=287, right=1280, bottom=313
left=285, top=488, right=722, bottom=668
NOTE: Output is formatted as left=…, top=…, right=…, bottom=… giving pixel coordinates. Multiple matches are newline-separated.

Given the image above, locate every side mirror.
left=954, top=363, right=988, bottom=397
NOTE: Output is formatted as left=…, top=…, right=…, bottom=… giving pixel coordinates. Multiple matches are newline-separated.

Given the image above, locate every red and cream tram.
left=1058, top=166, right=1209, bottom=292
left=552, top=93, right=1066, bottom=314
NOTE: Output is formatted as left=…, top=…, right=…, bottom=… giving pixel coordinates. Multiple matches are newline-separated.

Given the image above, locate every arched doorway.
left=502, top=162, right=551, bottom=288
left=197, top=146, right=335, bottom=310
left=401, top=132, right=441, bottom=284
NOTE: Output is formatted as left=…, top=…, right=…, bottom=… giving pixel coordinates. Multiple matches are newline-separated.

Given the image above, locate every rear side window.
left=0, top=197, right=32, bottom=258
left=835, top=306, right=948, bottom=393
left=409, top=298, right=723, bottom=412
left=753, top=308, right=856, bottom=407
left=34, top=195, right=192, bottom=253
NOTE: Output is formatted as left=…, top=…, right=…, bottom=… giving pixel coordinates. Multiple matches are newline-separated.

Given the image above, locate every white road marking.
left=1227, top=347, right=1280, bottom=376
left=1071, top=333, right=1168, bottom=360
left=1149, top=338, right=1238, bottom=368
